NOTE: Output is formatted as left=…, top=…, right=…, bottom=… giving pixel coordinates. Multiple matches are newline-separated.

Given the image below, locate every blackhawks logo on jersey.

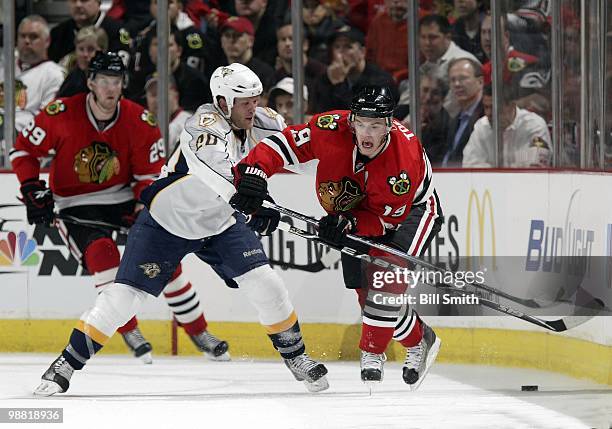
left=119, top=28, right=131, bottom=46
left=315, top=114, right=340, bottom=130
left=387, top=171, right=411, bottom=196
left=508, top=56, right=527, bottom=73
left=318, top=177, right=365, bottom=212
left=141, top=110, right=157, bottom=126
left=74, top=141, right=121, bottom=184
left=45, top=100, right=66, bottom=116
left=0, top=80, right=28, bottom=109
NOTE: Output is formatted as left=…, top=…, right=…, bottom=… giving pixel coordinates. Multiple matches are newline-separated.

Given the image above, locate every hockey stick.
left=269, top=248, right=341, bottom=272
left=264, top=202, right=603, bottom=331
left=275, top=220, right=603, bottom=332
left=55, top=214, right=130, bottom=235
left=264, top=201, right=577, bottom=310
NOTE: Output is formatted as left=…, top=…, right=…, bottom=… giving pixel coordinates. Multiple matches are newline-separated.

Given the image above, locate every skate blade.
left=303, top=375, right=329, bottom=393
left=33, top=380, right=64, bottom=396
left=408, top=337, right=441, bottom=391
left=137, top=351, right=153, bottom=364
left=362, top=380, right=381, bottom=396
left=204, top=351, right=231, bottom=362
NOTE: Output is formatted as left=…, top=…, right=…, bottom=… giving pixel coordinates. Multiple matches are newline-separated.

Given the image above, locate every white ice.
left=0, top=354, right=610, bottom=429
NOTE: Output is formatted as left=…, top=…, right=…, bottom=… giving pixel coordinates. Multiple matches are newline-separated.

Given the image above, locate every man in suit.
left=440, top=57, right=484, bottom=167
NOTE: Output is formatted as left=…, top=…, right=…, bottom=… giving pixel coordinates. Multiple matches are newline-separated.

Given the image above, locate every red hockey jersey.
left=240, top=110, right=436, bottom=237
left=11, top=93, right=165, bottom=209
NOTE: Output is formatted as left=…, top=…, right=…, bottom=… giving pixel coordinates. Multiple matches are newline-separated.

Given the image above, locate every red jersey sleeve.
left=10, top=101, right=61, bottom=183
left=239, top=121, right=318, bottom=177
left=130, top=110, right=165, bottom=200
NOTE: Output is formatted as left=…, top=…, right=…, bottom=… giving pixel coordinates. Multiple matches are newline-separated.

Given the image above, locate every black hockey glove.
left=247, top=199, right=280, bottom=236
left=20, top=179, right=55, bottom=225
left=230, top=163, right=268, bottom=215
left=318, top=213, right=356, bottom=248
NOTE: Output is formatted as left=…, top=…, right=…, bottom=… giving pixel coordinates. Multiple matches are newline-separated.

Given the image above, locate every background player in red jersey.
left=11, top=51, right=229, bottom=363
left=232, top=85, right=443, bottom=389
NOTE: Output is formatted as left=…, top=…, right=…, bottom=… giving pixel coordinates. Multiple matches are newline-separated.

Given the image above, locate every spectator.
left=49, top=0, right=131, bottom=66
left=310, top=25, right=397, bottom=112
left=267, top=77, right=309, bottom=125
left=144, top=73, right=191, bottom=150
left=440, top=57, right=484, bottom=167
left=146, top=0, right=213, bottom=75
left=303, top=0, right=345, bottom=64
left=0, top=15, right=65, bottom=132
left=418, top=73, right=451, bottom=165
left=419, top=15, right=480, bottom=87
left=108, top=0, right=152, bottom=37
left=273, top=19, right=326, bottom=113
left=235, top=0, right=280, bottom=66
left=451, top=0, right=487, bottom=63
left=366, top=0, right=409, bottom=76
left=219, top=17, right=275, bottom=93
left=57, top=26, right=109, bottom=97
left=506, top=2, right=550, bottom=62
left=127, top=26, right=212, bottom=112
left=480, top=13, right=550, bottom=118
left=463, top=85, right=552, bottom=167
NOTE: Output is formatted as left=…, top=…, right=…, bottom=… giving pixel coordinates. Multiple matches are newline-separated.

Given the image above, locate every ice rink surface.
left=0, top=354, right=610, bottom=429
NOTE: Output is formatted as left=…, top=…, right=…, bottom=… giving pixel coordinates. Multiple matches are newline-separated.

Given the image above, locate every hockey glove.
left=230, top=163, right=268, bottom=215
left=318, top=213, right=356, bottom=248
left=20, top=179, right=55, bottom=225
left=247, top=204, right=280, bottom=236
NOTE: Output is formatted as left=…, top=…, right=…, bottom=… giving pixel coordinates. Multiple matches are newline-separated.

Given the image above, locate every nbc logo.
left=0, top=231, right=40, bottom=269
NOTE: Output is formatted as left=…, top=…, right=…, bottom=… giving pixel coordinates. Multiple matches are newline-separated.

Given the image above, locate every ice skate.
left=189, top=330, right=230, bottom=361
left=402, top=323, right=441, bottom=390
left=121, top=327, right=153, bottom=364
left=360, top=351, right=386, bottom=388
left=34, top=355, right=74, bottom=396
left=284, top=353, right=329, bottom=392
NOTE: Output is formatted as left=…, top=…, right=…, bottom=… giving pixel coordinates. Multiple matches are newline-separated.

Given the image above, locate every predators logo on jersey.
left=318, top=177, right=365, bottom=212
left=45, top=100, right=66, bottom=116
left=74, top=141, right=121, bottom=184
left=315, top=114, right=340, bottom=130
left=387, top=171, right=411, bottom=196
left=139, top=263, right=161, bottom=279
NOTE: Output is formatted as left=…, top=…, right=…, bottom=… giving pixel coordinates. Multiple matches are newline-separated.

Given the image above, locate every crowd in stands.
left=3, top=0, right=593, bottom=168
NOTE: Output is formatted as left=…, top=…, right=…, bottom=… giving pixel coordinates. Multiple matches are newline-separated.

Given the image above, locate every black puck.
left=521, top=385, right=538, bottom=391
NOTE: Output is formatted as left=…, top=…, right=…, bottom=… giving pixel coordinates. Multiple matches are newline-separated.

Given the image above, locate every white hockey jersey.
left=0, top=59, right=65, bottom=131
left=143, top=104, right=287, bottom=239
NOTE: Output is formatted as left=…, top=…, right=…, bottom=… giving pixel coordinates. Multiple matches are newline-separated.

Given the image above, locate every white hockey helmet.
left=210, top=63, right=263, bottom=118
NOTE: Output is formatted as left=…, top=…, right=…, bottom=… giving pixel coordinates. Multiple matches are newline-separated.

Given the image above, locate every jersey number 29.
left=149, top=139, right=166, bottom=163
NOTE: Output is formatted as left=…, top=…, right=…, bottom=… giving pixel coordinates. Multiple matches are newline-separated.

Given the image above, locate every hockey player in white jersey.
left=34, top=63, right=329, bottom=396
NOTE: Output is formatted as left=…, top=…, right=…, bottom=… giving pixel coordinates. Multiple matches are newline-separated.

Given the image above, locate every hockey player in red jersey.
left=232, top=85, right=443, bottom=389
left=11, top=51, right=229, bottom=363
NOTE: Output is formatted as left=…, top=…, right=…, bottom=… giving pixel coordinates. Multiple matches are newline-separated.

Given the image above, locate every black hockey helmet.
left=88, top=51, right=126, bottom=79
left=349, top=85, right=395, bottom=123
